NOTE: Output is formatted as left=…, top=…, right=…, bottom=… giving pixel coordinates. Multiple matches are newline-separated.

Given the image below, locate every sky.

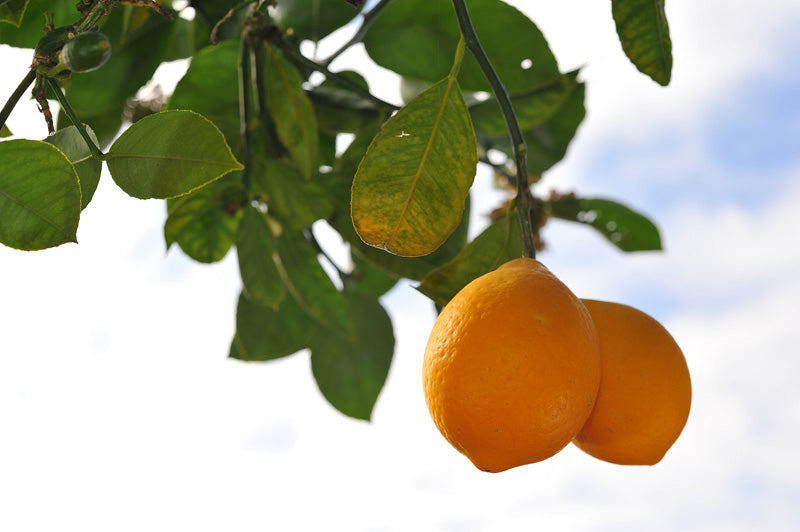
left=2, top=1, right=800, bottom=530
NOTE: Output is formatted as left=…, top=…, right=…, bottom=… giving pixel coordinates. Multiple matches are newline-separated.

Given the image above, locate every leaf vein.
left=385, top=78, right=456, bottom=250
left=0, top=187, right=72, bottom=240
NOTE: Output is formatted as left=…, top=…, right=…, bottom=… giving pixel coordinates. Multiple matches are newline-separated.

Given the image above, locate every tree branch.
left=47, top=77, right=107, bottom=160
left=278, top=38, right=399, bottom=112
left=0, top=69, right=36, bottom=132
left=319, top=0, right=394, bottom=67
left=450, top=0, right=536, bottom=259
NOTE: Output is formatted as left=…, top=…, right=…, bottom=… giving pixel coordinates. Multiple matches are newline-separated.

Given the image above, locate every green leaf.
left=417, top=210, right=522, bottom=307
left=318, top=131, right=337, bottom=168
left=45, top=125, right=102, bottom=209
left=251, top=157, right=333, bottom=229
left=0, top=125, right=11, bottom=137
left=326, top=119, right=383, bottom=204
left=0, top=139, right=80, bottom=250
left=348, top=253, right=397, bottom=297
left=0, top=0, right=28, bottom=26
left=524, top=82, right=586, bottom=174
left=272, top=0, right=360, bottom=42
left=167, top=41, right=240, bottom=152
left=107, top=110, right=243, bottom=199
left=547, top=195, right=662, bottom=252
left=310, top=291, right=394, bottom=420
left=351, top=76, right=477, bottom=257
left=274, top=230, right=352, bottom=335
left=310, top=73, right=381, bottom=136
left=481, top=81, right=586, bottom=175
left=236, top=207, right=286, bottom=307
left=229, top=292, right=311, bottom=362
left=0, top=0, right=76, bottom=48
left=364, top=0, right=559, bottom=94
left=159, top=14, right=205, bottom=62
left=611, top=0, right=672, bottom=86
left=470, top=71, right=580, bottom=137
left=264, top=44, right=318, bottom=179
left=164, top=173, right=244, bottom=263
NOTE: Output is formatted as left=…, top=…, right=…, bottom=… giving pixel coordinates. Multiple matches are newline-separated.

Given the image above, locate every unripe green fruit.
left=59, top=32, right=111, bottom=73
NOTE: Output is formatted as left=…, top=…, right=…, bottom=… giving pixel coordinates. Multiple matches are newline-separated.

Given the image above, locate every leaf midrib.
left=106, top=153, right=240, bottom=167
left=0, top=187, right=73, bottom=240
left=385, top=77, right=457, bottom=250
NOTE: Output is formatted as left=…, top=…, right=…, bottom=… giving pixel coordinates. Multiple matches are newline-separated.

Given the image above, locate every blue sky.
left=2, top=1, right=800, bottom=530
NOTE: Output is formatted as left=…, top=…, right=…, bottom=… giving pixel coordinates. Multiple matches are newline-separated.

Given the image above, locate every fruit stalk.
left=450, top=0, right=536, bottom=259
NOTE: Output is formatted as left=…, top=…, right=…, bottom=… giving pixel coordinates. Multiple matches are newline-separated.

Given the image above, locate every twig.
left=451, top=0, right=536, bottom=259
left=47, top=77, right=107, bottom=160
left=319, top=0, right=394, bottom=67
left=303, top=228, right=351, bottom=284
left=211, top=0, right=255, bottom=44
left=278, top=38, right=399, bottom=112
left=0, top=69, right=36, bottom=132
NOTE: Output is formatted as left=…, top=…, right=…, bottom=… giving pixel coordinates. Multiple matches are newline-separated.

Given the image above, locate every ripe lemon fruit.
left=423, top=258, right=601, bottom=472
left=573, top=300, right=692, bottom=465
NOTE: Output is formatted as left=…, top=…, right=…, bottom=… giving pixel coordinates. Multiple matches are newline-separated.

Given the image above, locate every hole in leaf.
left=577, top=210, right=597, bottom=223
left=520, top=58, right=533, bottom=70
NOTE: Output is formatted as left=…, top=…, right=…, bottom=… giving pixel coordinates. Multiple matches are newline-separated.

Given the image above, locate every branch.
left=320, top=0, right=394, bottom=67
left=277, top=38, right=399, bottom=112
left=47, top=77, right=107, bottom=160
left=450, top=0, right=536, bottom=259
left=0, top=69, right=36, bottom=132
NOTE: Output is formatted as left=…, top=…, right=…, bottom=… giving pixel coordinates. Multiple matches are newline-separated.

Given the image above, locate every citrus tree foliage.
left=0, top=0, right=671, bottom=420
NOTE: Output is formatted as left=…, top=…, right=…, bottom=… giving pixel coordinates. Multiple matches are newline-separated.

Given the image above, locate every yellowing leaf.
left=351, top=77, right=477, bottom=257
left=612, top=0, right=672, bottom=85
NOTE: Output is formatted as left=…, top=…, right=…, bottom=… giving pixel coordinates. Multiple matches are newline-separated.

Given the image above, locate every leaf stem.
left=277, top=38, right=399, bottom=112
left=47, top=77, right=107, bottom=160
left=450, top=0, right=536, bottom=259
left=319, top=0, right=394, bottom=67
left=0, top=69, right=36, bottom=133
